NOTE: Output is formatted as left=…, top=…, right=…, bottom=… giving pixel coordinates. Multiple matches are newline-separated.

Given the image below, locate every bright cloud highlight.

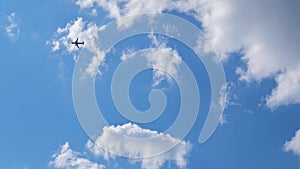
left=86, top=123, right=192, bottom=169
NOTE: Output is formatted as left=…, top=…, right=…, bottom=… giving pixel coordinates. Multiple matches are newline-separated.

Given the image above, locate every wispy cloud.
left=5, top=12, right=20, bottom=41
left=218, top=83, right=239, bottom=125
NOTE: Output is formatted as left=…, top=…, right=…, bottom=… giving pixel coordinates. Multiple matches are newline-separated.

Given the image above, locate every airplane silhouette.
left=72, top=38, right=84, bottom=48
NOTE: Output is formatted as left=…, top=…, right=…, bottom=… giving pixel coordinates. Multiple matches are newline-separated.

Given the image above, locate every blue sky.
left=1, top=0, right=300, bottom=169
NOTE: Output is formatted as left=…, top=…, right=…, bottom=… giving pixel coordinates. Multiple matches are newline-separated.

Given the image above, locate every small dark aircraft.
left=72, top=38, right=84, bottom=48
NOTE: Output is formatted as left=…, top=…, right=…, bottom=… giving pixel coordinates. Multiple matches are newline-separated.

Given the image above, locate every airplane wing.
left=72, top=38, right=83, bottom=48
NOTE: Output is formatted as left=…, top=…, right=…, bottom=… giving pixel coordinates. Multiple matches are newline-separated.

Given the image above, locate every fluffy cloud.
left=144, top=46, right=182, bottom=87
left=145, top=34, right=182, bottom=87
left=283, top=129, right=300, bottom=156
left=48, top=17, right=106, bottom=76
left=75, top=0, right=171, bottom=28
left=86, top=123, right=192, bottom=169
left=5, top=12, right=20, bottom=40
left=49, top=16, right=183, bottom=81
left=74, top=0, right=300, bottom=109
left=266, top=66, right=300, bottom=109
left=50, top=124, right=191, bottom=169
left=49, top=142, right=105, bottom=169
left=121, top=33, right=182, bottom=87
left=197, top=0, right=300, bottom=109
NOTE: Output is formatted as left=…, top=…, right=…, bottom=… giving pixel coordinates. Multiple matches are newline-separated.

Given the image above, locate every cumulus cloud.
left=74, top=0, right=300, bottom=109
left=86, top=123, right=192, bottom=169
left=145, top=46, right=182, bottom=87
left=283, top=129, right=300, bottom=156
left=186, top=0, right=300, bottom=109
left=5, top=12, right=20, bottom=41
left=266, top=65, right=300, bottom=109
left=50, top=124, right=191, bottom=169
left=75, top=0, right=170, bottom=28
left=121, top=33, right=182, bottom=87
left=49, top=142, right=105, bottom=169
left=146, top=34, right=182, bottom=87
left=197, top=0, right=300, bottom=109
left=48, top=17, right=106, bottom=76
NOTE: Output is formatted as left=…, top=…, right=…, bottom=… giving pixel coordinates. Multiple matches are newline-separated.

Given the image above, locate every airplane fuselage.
left=72, top=38, right=84, bottom=48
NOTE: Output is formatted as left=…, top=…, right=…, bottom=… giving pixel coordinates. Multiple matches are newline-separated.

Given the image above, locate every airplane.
left=72, top=38, right=84, bottom=48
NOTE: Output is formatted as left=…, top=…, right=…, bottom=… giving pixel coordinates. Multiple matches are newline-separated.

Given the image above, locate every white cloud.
left=218, top=84, right=230, bottom=125
left=266, top=65, right=300, bottom=109
left=85, top=140, right=114, bottom=161
left=216, top=82, right=239, bottom=125
left=49, top=142, right=105, bottom=169
left=48, top=17, right=107, bottom=77
left=219, top=83, right=230, bottom=111
left=219, top=114, right=228, bottom=126
left=86, top=123, right=192, bottom=169
left=75, top=0, right=96, bottom=9
left=196, top=0, right=300, bottom=109
left=5, top=12, right=20, bottom=40
left=284, top=129, right=300, bottom=156
left=50, top=124, right=191, bottom=169
left=122, top=33, right=182, bottom=87
left=145, top=46, right=182, bottom=87
left=74, top=0, right=300, bottom=109
left=146, top=34, right=182, bottom=87
left=75, top=0, right=171, bottom=28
